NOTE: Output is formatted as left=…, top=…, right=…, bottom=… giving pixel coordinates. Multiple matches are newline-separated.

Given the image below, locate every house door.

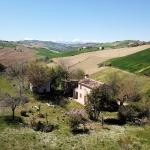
left=76, top=92, right=78, bottom=99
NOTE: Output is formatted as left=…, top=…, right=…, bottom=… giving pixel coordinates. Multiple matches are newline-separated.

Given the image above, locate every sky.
left=0, top=0, right=150, bottom=43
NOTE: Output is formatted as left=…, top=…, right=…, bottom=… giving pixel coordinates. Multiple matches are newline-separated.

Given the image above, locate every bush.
left=118, top=105, right=143, bottom=122
left=67, top=114, right=82, bottom=131
left=107, top=99, right=119, bottom=112
left=20, top=110, right=27, bottom=116
left=104, top=62, right=111, bottom=66
left=0, top=63, right=6, bottom=72
left=59, top=98, right=70, bottom=108
left=33, top=121, right=55, bottom=132
left=43, top=123, right=54, bottom=132
left=97, top=63, right=104, bottom=68
left=37, top=113, right=45, bottom=118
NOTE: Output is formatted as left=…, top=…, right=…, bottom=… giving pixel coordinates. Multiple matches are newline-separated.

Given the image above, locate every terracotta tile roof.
left=79, top=78, right=104, bottom=88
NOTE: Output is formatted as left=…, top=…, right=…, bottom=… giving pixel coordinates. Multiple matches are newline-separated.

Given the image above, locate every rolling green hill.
left=96, top=40, right=139, bottom=49
left=0, top=41, right=17, bottom=48
left=105, top=48, right=150, bottom=74
left=34, top=47, right=99, bottom=58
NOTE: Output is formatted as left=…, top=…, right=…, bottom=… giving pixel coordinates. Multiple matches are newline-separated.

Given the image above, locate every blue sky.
left=0, top=0, right=150, bottom=43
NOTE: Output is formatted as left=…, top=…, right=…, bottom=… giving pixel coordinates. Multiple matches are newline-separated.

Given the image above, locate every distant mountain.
left=1, top=39, right=149, bottom=53
left=18, top=40, right=101, bottom=52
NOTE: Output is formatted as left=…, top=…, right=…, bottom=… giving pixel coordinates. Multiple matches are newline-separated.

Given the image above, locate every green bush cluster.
left=20, top=110, right=27, bottom=116
left=97, top=62, right=111, bottom=68
left=118, top=105, right=148, bottom=122
left=33, top=121, right=55, bottom=133
left=0, top=63, right=6, bottom=72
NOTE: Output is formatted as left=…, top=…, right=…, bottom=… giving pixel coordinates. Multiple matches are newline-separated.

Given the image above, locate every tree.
left=0, top=92, right=29, bottom=120
left=26, top=62, right=51, bottom=93
left=85, top=85, right=109, bottom=120
left=71, top=68, right=85, bottom=80
left=58, top=58, right=77, bottom=80
left=107, top=73, right=141, bottom=106
left=6, top=60, right=28, bottom=97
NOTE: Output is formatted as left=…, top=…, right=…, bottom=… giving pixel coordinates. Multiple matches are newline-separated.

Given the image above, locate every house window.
left=80, top=85, right=82, bottom=89
left=80, top=93, right=82, bottom=98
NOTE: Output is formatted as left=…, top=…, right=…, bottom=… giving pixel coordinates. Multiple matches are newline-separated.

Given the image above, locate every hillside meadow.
left=0, top=45, right=150, bottom=149
left=0, top=67, right=150, bottom=149
left=48, top=45, right=150, bottom=75
left=105, top=48, right=150, bottom=74
left=90, top=67, right=150, bottom=95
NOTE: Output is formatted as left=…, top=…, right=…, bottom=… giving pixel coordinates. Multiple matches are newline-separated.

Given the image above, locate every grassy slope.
left=34, top=47, right=100, bottom=58
left=0, top=75, right=150, bottom=149
left=96, top=40, right=139, bottom=49
left=90, top=67, right=150, bottom=95
left=106, top=48, right=150, bottom=73
left=0, top=42, right=17, bottom=48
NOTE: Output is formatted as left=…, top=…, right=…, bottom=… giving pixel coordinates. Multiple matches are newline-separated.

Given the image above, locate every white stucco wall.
left=74, top=84, right=91, bottom=105
left=30, top=83, right=50, bottom=93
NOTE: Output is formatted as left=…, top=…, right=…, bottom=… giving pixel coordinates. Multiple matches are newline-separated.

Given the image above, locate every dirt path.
left=47, top=45, right=150, bottom=75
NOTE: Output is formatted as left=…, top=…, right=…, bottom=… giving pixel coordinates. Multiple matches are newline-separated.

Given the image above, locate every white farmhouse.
left=30, top=82, right=51, bottom=93
left=73, top=77, right=104, bottom=105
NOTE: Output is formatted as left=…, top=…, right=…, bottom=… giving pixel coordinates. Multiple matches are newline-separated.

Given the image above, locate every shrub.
left=0, top=63, right=6, bottom=72
left=97, top=63, right=104, bottom=68
left=107, top=99, right=119, bottom=112
left=20, top=110, right=27, bottom=116
left=33, top=121, right=55, bottom=133
left=118, top=105, right=143, bottom=122
left=37, top=113, right=45, bottom=118
left=66, top=109, right=87, bottom=131
left=104, top=62, right=111, bottom=66
left=59, top=98, right=70, bottom=108
left=43, top=123, right=54, bottom=132
left=67, top=114, right=82, bottom=131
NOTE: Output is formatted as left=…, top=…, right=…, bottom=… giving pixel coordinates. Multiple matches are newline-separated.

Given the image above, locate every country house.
left=73, top=75, right=104, bottom=105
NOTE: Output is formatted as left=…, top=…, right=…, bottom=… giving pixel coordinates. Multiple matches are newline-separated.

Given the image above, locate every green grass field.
left=96, top=40, right=139, bottom=49
left=90, top=67, right=150, bottom=95
left=0, top=73, right=150, bottom=149
left=34, top=47, right=100, bottom=58
left=0, top=42, right=17, bottom=48
left=105, top=48, right=150, bottom=74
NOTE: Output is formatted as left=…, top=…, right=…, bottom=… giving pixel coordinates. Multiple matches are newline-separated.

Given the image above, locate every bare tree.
left=58, top=58, right=77, bottom=80
left=0, top=92, right=29, bottom=120
left=6, top=60, right=28, bottom=97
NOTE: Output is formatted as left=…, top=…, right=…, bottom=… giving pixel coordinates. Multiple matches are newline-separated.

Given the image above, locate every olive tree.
left=0, top=92, right=29, bottom=120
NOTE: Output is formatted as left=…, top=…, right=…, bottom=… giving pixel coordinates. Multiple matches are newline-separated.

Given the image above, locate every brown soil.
left=47, top=45, right=150, bottom=75
left=0, top=46, right=37, bottom=65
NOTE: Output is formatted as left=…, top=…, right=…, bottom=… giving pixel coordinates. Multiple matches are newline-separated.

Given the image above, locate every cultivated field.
left=0, top=46, right=37, bottom=65
left=48, top=45, right=150, bottom=74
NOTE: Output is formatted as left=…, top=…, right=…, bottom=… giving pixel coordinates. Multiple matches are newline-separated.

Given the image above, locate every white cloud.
left=24, top=38, right=35, bottom=40
left=72, top=39, right=80, bottom=42
left=51, top=40, right=56, bottom=42
left=24, top=38, right=41, bottom=41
